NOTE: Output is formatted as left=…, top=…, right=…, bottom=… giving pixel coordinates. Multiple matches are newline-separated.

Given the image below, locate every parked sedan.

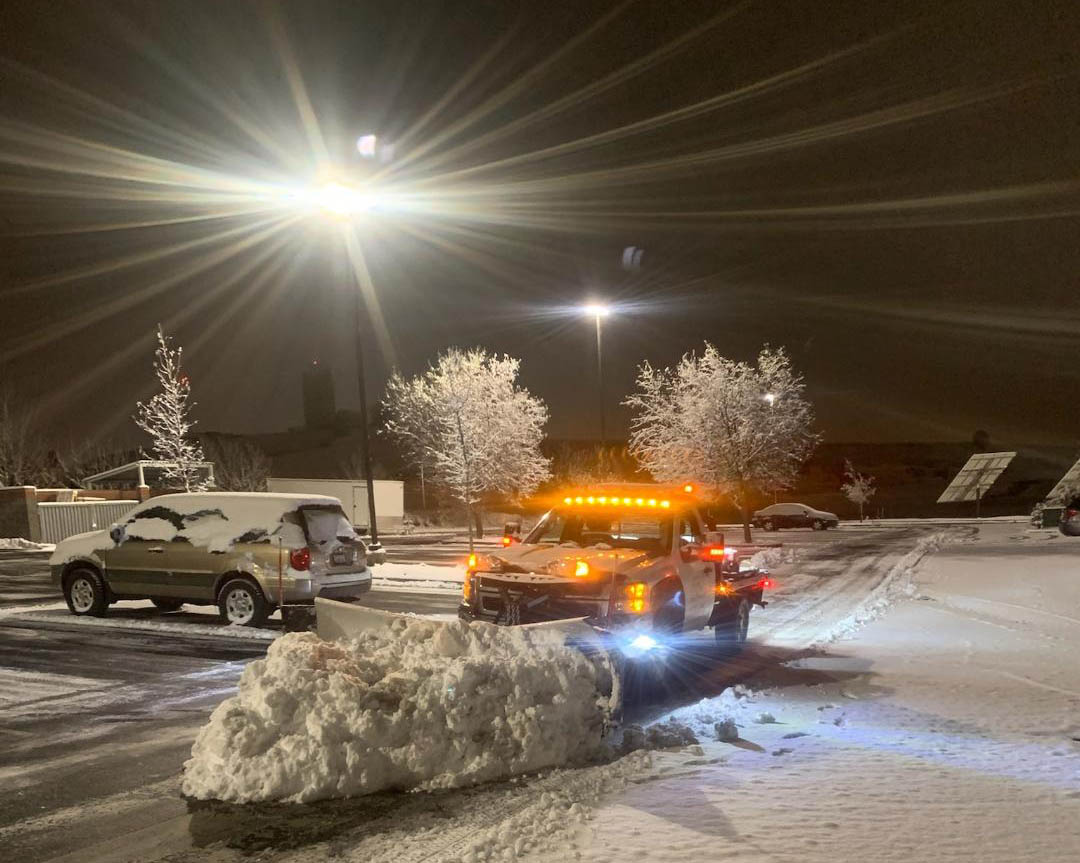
left=1061, top=495, right=1080, bottom=537
left=752, top=502, right=839, bottom=531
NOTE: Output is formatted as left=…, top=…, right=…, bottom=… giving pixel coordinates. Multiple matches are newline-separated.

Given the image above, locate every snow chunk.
left=714, top=717, right=740, bottom=741
left=0, top=537, right=54, bottom=551
left=182, top=618, right=614, bottom=803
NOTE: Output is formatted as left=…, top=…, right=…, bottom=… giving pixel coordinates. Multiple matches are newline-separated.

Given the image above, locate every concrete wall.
left=267, top=478, right=404, bottom=531
left=0, top=486, right=41, bottom=542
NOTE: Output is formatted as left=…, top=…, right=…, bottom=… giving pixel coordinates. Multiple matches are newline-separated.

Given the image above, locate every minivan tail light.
left=290, top=547, right=311, bottom=571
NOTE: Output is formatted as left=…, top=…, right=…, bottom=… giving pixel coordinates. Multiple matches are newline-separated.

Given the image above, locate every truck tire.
left=715, top=598, right=750, bottom=652
left=651, top=580, right=685, bottom=634
left=64, top=566, right=108, bottom=617
left=217, top=578, right=269, bottom=627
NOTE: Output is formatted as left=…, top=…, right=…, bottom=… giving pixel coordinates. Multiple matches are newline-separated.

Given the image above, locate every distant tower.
left=302, top=361, right=336, bottom=429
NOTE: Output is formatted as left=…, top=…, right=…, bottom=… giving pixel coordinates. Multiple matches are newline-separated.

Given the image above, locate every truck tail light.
left=289, top=547, right=311, bottom=571
left=1066, top=508, right=1079, bottom=522
left=701, top=545, right=738, bottom=561
left=625, top=581, right=647, bottom=613
left=716, top=581, right=734, bottom=596
left=758, top=577, right=774, bottom=590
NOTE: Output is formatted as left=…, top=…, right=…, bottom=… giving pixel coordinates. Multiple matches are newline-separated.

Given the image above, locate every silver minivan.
left=49, top=492, right=371, bottom=626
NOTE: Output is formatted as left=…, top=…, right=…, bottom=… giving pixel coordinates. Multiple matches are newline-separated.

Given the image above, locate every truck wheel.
left=651, top=581, right=685, bottom=634
left=217, top=578, right=269, bottom=627
left=715, top=598, right=750, bottom=652
left=64, top=566, right=108, bottom=617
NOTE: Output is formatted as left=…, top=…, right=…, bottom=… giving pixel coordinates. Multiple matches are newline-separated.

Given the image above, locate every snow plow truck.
left=456, top=484, right=771, bottom=649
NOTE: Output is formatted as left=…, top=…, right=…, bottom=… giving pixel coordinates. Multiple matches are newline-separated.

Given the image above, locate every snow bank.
left=811, top=529, right=955, bottom=646
left=0, top=537, right=55, bottom=551
left=182, top=617, right=615, bottom=802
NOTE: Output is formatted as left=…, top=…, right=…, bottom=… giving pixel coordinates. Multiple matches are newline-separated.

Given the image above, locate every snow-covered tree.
left=134, top=325, right=208, bottom=492
left=625, top=344, right=819, bottom=542
left=841, top=458, right=876, bottom=521
left=383, top=348, right=551, bottom=549
left=201, top=435, right=270, bottom=491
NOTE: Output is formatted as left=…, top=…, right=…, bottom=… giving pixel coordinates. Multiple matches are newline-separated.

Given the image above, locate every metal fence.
left=38, top=501, right=139, bottom=544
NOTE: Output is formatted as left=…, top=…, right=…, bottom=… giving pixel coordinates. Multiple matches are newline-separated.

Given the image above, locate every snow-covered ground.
left=555, top=523, right=1080, bottom=863
left=371, top=560, right=465, bottom=591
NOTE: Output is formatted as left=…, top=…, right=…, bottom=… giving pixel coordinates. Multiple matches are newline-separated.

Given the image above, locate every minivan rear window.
left=301, top=506, right=356, bottom=547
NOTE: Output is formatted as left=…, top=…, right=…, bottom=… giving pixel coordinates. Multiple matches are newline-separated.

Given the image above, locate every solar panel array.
left=936, top=451, right=1017, bottom=504
left=1045, top=455, right=1080, bottom=504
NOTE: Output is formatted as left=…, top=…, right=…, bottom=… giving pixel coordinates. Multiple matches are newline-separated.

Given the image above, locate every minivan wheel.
left=64, top=567, right=108, bottom=617
left=217, top=579, right=268, bottom=627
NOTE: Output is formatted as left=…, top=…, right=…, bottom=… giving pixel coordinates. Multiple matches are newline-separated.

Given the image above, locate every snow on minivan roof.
left=147, top=492, right=342, bottom=506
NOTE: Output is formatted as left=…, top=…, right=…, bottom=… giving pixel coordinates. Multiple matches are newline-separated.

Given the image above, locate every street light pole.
left=595, top=313, right=605, bottom=446
left=352, top=286, right=381, bottom=550
left=583, top=304, right=611, bottom=446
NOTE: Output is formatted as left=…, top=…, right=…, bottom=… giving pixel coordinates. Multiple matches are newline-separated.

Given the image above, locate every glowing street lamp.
left=356, top=133, right=378, bottom=158
left=583, top=303, right=612, bottom=444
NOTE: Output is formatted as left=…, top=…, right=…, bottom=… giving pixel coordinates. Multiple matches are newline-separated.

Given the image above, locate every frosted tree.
left=841, top=458, right=876, bottom=521
left=383, top=348, right=551, bottom=550
left=625, top=344, right=819, bottom=542
left=134, top=325, right=208, bottom=492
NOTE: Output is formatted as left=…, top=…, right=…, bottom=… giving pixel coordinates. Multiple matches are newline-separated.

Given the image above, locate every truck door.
left=674, top=511, right=715, bottom=631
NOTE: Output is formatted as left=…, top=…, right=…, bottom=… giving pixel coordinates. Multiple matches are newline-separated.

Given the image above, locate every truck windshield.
left=300, top=505, right=357, bottom=547
left=525, top=508, right=672, bottom=555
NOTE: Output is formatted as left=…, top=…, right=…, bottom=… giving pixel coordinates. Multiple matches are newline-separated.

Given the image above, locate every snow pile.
left=182, top=618, right=614, bottom=803
left=0, top=537, right=55, bottom=551
left=747, top=545, right=795, bottom=570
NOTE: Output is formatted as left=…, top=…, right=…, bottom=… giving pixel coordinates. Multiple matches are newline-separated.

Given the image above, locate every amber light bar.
left=561, top=494, right=671, bottom=509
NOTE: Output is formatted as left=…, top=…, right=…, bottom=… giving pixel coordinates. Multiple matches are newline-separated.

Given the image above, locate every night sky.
left=1, top=0, right=1077, bottom=448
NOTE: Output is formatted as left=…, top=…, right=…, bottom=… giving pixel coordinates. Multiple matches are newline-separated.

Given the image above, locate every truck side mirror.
left=109, top=525, right=125, bottom=545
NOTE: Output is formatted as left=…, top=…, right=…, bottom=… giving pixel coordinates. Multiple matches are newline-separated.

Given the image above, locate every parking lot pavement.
left=0, top=549, right=55, bottom=607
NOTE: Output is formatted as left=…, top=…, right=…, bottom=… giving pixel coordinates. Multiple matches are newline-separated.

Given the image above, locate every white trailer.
left=267, top=478, right=404, bottom=533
